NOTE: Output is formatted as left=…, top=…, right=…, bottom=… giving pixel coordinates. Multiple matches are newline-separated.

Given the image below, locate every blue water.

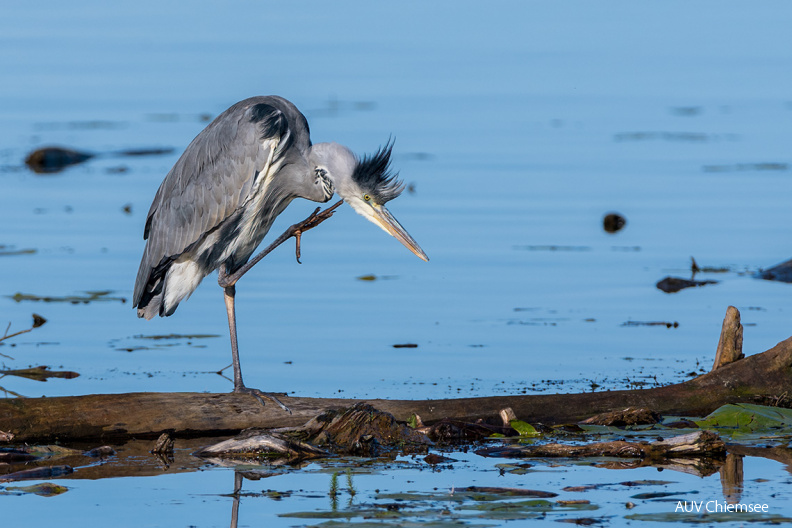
left=2, top=1, right=792, bottom=525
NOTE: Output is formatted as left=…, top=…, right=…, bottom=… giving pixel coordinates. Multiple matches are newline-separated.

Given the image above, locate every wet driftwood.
left=194, top=403, right=431, bottom=462
left=193, top=429, right=329, bottom=462
left=712, top=305, right=744, bottom=370
left=476, top=430, right=726, bottom=459
left=2, top=308, right=792, bottom=442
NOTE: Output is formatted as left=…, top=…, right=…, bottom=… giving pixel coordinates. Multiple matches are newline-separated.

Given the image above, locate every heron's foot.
left=234, top=385, right=292, bottom=414
left=291, top=200, right=344, bottom=263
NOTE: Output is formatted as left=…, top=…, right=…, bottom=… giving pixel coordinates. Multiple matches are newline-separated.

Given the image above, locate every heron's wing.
left=133, top=99, right=303, bottom=306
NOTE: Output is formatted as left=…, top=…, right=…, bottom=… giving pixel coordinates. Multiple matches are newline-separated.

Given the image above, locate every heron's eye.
left=363, top=194, right=371, bottom=202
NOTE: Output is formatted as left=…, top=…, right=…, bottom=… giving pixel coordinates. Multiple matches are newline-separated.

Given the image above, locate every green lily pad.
left=695, top=404, right=792, bottom=435
left=510, top=420, right=541, bottom=437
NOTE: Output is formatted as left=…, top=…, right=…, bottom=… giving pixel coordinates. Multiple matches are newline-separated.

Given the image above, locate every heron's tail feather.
left=134, top=260, right=204, bottom=319
left=137, top=294, right=163, bottom=320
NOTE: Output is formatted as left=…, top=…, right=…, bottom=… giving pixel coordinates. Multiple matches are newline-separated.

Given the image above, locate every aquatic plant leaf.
left=509, top=420, right=541, bottom=437
left=695, top=403, right=792, bottom=434
left=5, top=483, right=69, bottom=497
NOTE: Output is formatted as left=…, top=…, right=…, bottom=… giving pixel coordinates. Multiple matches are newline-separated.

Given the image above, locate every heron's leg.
left=220, top=266, right=291, bottom=413
left=222, top=283, right=244, bottom=391
left=218, top=200, right=343, bottom=289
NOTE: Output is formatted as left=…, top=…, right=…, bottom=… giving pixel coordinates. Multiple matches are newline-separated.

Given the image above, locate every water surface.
left=2, top=2, right=792, bottom=526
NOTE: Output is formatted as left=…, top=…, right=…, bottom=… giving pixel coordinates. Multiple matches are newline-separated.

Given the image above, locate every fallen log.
left=2, top=310, right=792, bottom=443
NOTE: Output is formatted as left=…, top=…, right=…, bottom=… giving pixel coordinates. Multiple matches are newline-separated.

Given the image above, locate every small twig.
left=0, top=385, right=26, bottom=398
left=218, top=200, right=343, bottom=288
left=1, top=322, right=32, bottom=343
left=0, top=315, right=47, bottom=359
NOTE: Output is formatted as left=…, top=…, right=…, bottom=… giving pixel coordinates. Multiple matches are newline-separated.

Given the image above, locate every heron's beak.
left=371, top=205, right=429, bottom=262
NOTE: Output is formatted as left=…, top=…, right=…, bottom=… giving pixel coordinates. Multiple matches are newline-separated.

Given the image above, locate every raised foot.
left=233, top=385, right=292, bottom=414
left=292, top=201, right=343, bottom=264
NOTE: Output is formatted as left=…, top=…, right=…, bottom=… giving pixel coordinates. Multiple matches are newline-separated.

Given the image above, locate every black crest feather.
left=352, top=140, right=403, bottom=204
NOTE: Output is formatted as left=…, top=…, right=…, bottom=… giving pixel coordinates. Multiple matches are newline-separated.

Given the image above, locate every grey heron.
left=132, top=96, right=427, bottom=408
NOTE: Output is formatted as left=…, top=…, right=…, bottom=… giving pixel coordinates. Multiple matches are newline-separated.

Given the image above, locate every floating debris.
left=614, top=131, right=738, bottom=142
left=755, top=257, right=792, bottom=283
left=0, top=465, right=73, bottom=482
left=477, top=431, right=725, bottom=460
left=0, top=245, right=36, bottom=257
left=0, top=430, right=15, bottom=442
left=514, top=245, right=591, bottom=251
left=25, top=147, right=94, bottom=174
left=621, top=321, right=679, bottom=329
left=0, top=449, right=35, bottom=462
left=145, top=112, right=213, bottom=122
left=134, top=333, right=220, bottom=340
left=690, top=256, right=730, bottom=273
left=0, top=366, right=79, bottom=382
left=580, top=407, right=661, bottom=426
left=656, top=276, right=718, bottom=293
left=669, top=106, right=703, bottom=116
left=116, top=147, right=173, bottom=157
left=393, top=343, right=418, bottom=348
left=356, top=274, right=398, bottom=281
left=460, top=486, right=557, bottom=498
left=84, top=446, right=116, bottom=458
left=424, top=453, right=457, bottom=465
left=33, top=120, right=125, bottom=131
left=24, top=145, right=175, bottom=174
left=603, top=212, right=626, bottom=234
left=196, top=403, right=431, bottom=463
left=8, top=291, right=126, bottom=304
left=3, top=483, right=69, bottom=497
left=611, top=246, right=641, bottom=252
left=703, top=162, right=788, bottom=173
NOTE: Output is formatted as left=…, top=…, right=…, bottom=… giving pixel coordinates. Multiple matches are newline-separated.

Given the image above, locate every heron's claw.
left=294, top=230, right=303, bottom=264
left=290, top=200, right=344, bottom=264
left=234, top=385, right=292, bottom=414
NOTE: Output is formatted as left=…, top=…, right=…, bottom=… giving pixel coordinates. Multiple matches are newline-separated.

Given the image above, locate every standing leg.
left=219, top=264, right=290, bottom=413
left=222, top=284, right=245, bottom=391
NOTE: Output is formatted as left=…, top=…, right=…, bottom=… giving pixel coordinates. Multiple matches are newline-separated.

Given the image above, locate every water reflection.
left=1, top=436, right=789, bottom=523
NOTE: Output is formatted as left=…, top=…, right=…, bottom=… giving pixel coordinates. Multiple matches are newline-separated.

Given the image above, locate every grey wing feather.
left=133, top=97, right=299, bottom=308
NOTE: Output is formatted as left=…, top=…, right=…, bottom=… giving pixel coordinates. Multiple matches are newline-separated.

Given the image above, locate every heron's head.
left=309, top=141, right=428, bottom=262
